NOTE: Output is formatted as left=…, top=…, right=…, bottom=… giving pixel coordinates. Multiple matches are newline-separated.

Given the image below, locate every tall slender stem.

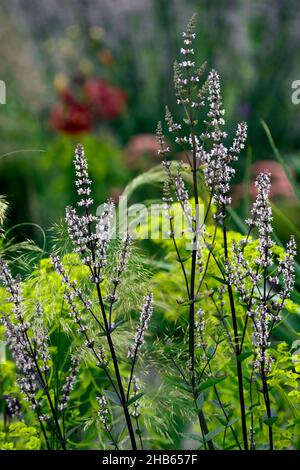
left=188, top=124, right=214, bottom=450
left=261, top=363, right=274, bottom=450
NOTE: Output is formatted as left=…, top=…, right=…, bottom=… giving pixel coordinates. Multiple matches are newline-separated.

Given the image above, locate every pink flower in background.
left=125, top=134, right=162, bottom=169
left=250, top=161, right=295, bottom=198
left=233, top=160, right=296, bottom=204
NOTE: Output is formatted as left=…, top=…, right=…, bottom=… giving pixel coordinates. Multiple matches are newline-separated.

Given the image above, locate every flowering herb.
left=0, top=13, right=298, bottom=453
left=51, top=144, right=153, bottom=450
left=157, top=14, right=296, bottom=451
left=0, top=259, right=74, bottom=450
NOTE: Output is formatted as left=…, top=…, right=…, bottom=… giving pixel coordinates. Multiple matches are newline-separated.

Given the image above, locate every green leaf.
left=204, top=427, right=224, bottom=442
left=166, top=375, right=192, bottom=392
left=237, top=351, right=253, bottom=362
left=104, top=390, right=121, bottom=406
left=196, top=392, right=204, bottom=410
left=181, top=432, right=203, bottom=442
left=197, top=376, right=226, bottom=392
left=114, top=425, right=127, bottom=443
left=209, top=274, right=227, bottom=286
left=206, top=345, right=216, bottom=360
left=225, top=418, right=239, bottom=428
left=264, top=416, right=278, bottom=427
left=271, top=203, right=300, bottom=240
left=125, top=392, right=144, bottom=407
left=227, top=207, right=248, bottom=235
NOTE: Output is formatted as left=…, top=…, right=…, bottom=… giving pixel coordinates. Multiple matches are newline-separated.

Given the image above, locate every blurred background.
left=1, top=0, right=300, bottom=248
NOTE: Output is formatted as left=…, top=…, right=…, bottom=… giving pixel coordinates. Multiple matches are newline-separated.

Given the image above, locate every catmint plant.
left=157, top=14, right=244, bottom=450
left=228, top=172, right=297, bottom=449
left=51, top=144, right=153, bottom=450
left=0, top=259, right=76, bottom=449
left=0, top=13, right=298, bottom=453
left=157, top=14, right=296, bottom=451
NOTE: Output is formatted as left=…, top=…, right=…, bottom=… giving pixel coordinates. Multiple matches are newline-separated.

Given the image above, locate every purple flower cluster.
left=59, top=356, right=79, bottom=411
left=227, top=172, right=297, bottom=372
left=0, top=260, right=42, bottom=412
left=200, top=70, right=247, bottom=209
left=128, top=292, right=153, bottom=359
left=97, top=395, right=109, bottom=426
left=65, top=144, right=115, bottom=277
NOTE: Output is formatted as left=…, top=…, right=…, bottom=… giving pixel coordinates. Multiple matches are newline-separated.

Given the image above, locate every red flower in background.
left=50, top=101, right=93, bottom=135
left=50, top=77, right=126, bottom=135
left=84, top=78, right=127, bottom=120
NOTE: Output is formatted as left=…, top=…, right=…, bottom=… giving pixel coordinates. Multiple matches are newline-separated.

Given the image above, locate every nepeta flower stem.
left=189, top=123, right=215, bottom=450
left=80, top=176, right=136, bottom=449
left=1, top=262, right=66, bottom=449
left=94, top=282, right=137, bottom=450
left=58, top=144, right=140, bottom=450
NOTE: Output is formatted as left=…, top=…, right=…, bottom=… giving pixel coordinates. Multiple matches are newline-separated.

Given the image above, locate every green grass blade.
left=261, top=120, right=300, bottom=201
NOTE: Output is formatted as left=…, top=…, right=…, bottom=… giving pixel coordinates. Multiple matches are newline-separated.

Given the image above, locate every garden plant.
left=0, top=15, right=300, bottom=452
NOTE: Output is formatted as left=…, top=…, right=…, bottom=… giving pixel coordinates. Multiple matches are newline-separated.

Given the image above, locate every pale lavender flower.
left=97, top=395, right=109, bottom=426
left=65, top=206, right=90, bottom=262
left=278, top=235, right=297, bottom=300
left=174, top=171, right=193, bottom=226
left=74, top=144, right=93, bottom=208
left=32, top=303, right=50, bottom=373
left=66, top=144, right=117, bottom=276
left=165, top=106, right=182, bottom=134
left=59, top=356, right=79, bottom=411
left=5, top=395, right=21, bottom=418
left=230, top=122, right=248, bottom=154
left=0, top=259, right=40, bottom=411
left=112, top=232, right=132, bottom=286
left=248, top=172, right=274, bottom=268
left=128, top=292, right=153, bottom=359
left=95, top=200, right=115, bottom=270
left=252, top=304, right=271, bottom=367
left=200, top=70, right=247, bottom=209
left=174, top=15, right=207, bottom=111
left=156, top=121, right=170, bottom=158
left=0, top=259, right=24, bottom=321
left=195, top=308, right=206, bottom=349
